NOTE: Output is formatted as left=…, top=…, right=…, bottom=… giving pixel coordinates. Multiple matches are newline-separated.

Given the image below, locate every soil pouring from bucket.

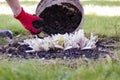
left=34, top=0, right=84, bottom=35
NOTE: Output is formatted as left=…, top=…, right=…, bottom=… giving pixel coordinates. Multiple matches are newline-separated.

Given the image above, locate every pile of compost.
left=33, top=3, right=82, bottom=35
left=0, top=38, right=115, bottom=60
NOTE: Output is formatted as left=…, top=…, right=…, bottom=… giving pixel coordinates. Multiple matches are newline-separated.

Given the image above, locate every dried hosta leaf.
left=24, top=30, right=98, bottom=51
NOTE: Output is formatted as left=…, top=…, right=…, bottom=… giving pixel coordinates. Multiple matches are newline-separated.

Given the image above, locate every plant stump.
left=35, top=0, right=84, bottom=35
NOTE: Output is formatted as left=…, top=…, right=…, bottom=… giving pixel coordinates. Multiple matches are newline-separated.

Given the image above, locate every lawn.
left=1, top=0, right=120, bottom=6
left=0, top=59, right=119, bottom=80
left=0, top=0, right=120, bottom=80
left=0, top=14, right=120, bottom=39
left=81, top=1, right=120, bottom=6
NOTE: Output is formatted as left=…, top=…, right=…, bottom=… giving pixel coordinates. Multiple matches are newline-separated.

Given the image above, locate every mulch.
left=0, top=38, right=116, bottom=60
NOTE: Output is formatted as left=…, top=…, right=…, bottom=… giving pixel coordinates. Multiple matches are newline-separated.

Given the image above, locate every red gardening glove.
left=14, top=8, right=42, bottom=35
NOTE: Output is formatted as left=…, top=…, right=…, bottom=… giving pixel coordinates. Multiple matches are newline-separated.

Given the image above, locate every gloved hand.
left=0, top=30, right=13, bottom=39
left=14, top=8, right=43, bottom=35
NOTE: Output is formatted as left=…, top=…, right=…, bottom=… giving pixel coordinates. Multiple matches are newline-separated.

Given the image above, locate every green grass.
left=83, top=15, right=120, bottom=38
left=81, top=1, right=120, bottom=6
left=0, top=14, right=120, bottom=38
left=0, top=15, right=28, bottom=35
left=0, top=59, right=119, bottom=80
left=1, top=1, right=120, bottom=6
left=0, top=1, right=38, bottom=6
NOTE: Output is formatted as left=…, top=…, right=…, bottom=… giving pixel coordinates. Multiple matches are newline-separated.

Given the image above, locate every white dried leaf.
left=23, top=29, right=98, bottom=51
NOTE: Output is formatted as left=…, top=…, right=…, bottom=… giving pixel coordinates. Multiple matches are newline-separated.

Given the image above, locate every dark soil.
left=33, top=3, right=82, bottom=35
left=0, top=38, right=116, bottom=60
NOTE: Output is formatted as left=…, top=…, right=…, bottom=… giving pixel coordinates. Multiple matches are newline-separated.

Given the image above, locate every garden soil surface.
left=0, top=37, right=118, bottom=60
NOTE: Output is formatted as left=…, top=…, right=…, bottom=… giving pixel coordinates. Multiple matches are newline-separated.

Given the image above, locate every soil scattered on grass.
left=34, top=3, right=82, bottom=35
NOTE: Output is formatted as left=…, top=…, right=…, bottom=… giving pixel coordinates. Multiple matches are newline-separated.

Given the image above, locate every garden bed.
left=0, top=31, right=117, bottom=60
